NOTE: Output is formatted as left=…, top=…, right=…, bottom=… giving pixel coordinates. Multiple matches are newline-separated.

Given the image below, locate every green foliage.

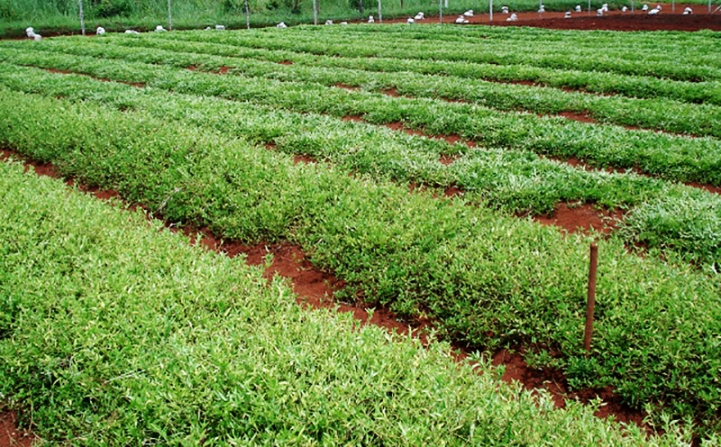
left=90, top=0, right=134, bottom=18
left=2, top=33, right=721, bottom=269
left=0, top=0, right=17, bottom=20
left=5, top=160, right=683, bottom=444
left=0, top=88, right=720, bottom=439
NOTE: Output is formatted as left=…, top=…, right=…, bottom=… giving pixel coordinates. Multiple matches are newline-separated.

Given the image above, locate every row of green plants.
left=125, top=31, right=721, bottom=106
left=316, top=25, right=721, bottom=64
left=4, top=161, right=674, bottom=445
left=168, top=26, right=721, bottom=83
left=82, top=33, right=720, bottom=137
left=2, top=62, right=720, bottom=271
left=4, top=44, right=721, bottom=187
left=1, top=87, right=720, bottom=437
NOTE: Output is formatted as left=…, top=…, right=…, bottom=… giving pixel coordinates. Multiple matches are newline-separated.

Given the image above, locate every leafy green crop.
left=1, top=88, right=720, bottom=438
left=6, top=160, right=685, bottom=444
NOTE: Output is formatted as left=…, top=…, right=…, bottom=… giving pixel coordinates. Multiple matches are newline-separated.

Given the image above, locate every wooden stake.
left=583, top=243, right=598, bottom=353
left=78, top=0, right=85, bottom=36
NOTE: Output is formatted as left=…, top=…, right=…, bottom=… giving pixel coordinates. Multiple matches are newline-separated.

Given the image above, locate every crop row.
left=1, top=87, right=720, bottom=435
left=1, top=62, right=720, bottom=271
left=3, top=161, right=676, bottom=445
left=51, top=34, right=721, bottom=137
left=121, top=32, right=721, bottom=106
left=165, top=27, right=721, bottom=83
left=317, top=26, right=721, bottom=64
left=3, top=45, right=721, bottom=189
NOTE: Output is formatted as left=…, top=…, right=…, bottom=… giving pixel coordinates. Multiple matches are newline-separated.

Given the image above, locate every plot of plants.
left=1, top=24, right=720, bottom=443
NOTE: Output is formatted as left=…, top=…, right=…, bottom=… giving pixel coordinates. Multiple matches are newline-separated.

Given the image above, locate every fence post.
left=78, top=0, right=85, bottom=35
left=167, top=0, right=173, bottom=31
left=244, top=0, right=250, bottom=29
left=489, top=0, right=493, bottom=21
left=439, top=0, right=443, bottom=23
left=378, top=0, right=382, bottom=23
left=583, top=243, right=598, bottom=353
left=588, top=0, right=591, bottom=15
left=313, top=0, right=318, bottom=24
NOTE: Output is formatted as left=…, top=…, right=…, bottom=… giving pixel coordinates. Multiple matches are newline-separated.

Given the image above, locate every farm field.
left=3, top=160, right=689, bottom=445
left=1, top=24, right=720, bottom=443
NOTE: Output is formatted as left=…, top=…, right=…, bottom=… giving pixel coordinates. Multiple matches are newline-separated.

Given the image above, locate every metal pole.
left=377, top=0, right=382, bottom=23
left=489, top=0, right=493, bottom=21
left=588, top=0, right=591, bottom=16
left=709, top=0, right=712, bottom=14
left=167, top=0, right=173, bottom=31
left=583, top=243, right=599, bottom=353
left=631, top=0, right=634, bottom=13
left=244, top=0, right=250, bottom=29
left=672, top=0, right=675, bottom=13
left=313, top=0, right=318, bottom=24
left=78, top=0, right=85, bottom=35
left=439, top=0, right=443, bottom=23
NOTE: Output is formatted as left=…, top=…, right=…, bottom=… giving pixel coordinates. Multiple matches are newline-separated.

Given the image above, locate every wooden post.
left=583, top=243, right=598, bottom=353
left=78, top=0, right=85, bottom=35
left=167, top=0, right=173, bottom=31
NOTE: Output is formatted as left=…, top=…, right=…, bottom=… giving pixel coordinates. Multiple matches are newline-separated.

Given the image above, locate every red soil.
left=335, top=82, right=359, bottom=90
left=558, top=110, right=595, bottom=124
left=531, top=202, right=624, bottom=234
left=389, top=4, right=721, bottom=31
left=0, top=411, right=33, bottom=447
left=491, top=350, right=647, bottom=428
left=0, top=146, right=654, bottom=436
left=293, top=153, right=318, bottom=164
left=278, top=60, right=294, bottom=65
left=439, top=154, right=460, bottom=165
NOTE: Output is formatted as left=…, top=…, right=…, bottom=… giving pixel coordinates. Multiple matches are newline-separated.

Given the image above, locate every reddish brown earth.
left=531, top=203, right=624, bottom=235
left=439, top=153, right=460, bottom=165
left=0, top=411, right=33, bottom=447
left=293, top=153, right=318, bottom=164
left=0, top=147, right=656, bottom=439
left=335, top=82, right=359, bottom=91
left=558, top=110, right=595, bottom=124
left=388, top=4, right=721, bottom=31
